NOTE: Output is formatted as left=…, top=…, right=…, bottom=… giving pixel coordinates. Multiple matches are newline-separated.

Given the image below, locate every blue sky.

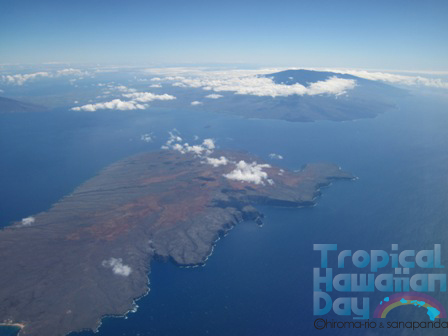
left=1, top=0, right=447, bottom=71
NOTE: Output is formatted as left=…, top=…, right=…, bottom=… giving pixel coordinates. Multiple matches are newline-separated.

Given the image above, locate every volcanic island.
left=0, top=147, right=353, bottom=336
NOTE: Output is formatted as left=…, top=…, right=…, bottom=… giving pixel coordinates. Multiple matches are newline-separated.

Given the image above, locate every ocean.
left=1, top=92, right=448, bottom=335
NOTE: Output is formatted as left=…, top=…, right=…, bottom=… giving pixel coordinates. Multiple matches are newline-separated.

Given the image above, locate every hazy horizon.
left=1, top=0, right=448, bottom=71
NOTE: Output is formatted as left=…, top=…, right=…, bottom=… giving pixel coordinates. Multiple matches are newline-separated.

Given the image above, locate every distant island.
left=0, top=96, right=45, bottom=113
left=0, top=149, right=353, bottom=336
left=188, top=69, right=404, bottom=122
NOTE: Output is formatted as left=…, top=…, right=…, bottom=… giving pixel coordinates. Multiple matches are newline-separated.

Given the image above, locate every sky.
left=1, top=0, right=447, bottom=71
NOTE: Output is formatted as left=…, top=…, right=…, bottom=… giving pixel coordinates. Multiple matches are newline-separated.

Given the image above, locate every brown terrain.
left=0, top=149, right=353, bottom=336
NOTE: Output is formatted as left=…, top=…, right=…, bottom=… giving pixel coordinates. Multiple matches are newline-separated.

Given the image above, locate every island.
left=0, top=149, right=353, bottom=336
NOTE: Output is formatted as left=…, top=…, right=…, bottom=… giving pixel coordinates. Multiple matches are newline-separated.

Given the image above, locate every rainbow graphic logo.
left=373, top=292, right=447, bottom=321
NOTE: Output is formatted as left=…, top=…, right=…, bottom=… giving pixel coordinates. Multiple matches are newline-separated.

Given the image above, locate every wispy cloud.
left=56, top=68, right=88, bottom=76
left=141, top=133, right=154, bottom=142
left=191, top=101, right=203, bottom=105
left=102, top=257, right=132, bottom=276
left=269, top=153, right=283, bottom=160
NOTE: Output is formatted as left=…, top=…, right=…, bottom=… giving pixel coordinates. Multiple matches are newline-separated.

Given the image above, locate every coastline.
left=0, top=322, right=25, bottom=333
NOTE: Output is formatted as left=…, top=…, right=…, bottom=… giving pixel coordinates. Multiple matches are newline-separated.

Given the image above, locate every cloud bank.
left=369, top=71, right=448, bottom=89
left=2, top=68, right=90, bottom=85
left=307, top=67, right=448, bottom=89
left=165, top=74, right=356, bottom=98
left=144, top=66, right=448, bottom=92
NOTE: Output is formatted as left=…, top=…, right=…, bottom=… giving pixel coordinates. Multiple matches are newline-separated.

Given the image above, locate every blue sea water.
left=1, top=92, right=448, bottom=335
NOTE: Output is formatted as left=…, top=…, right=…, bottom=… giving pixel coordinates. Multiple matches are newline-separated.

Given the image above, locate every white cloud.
left=205, top=94, right=223, bottom=99
left=191, top=101, right=203, bottom=105
left=102, top=258, right=132, bottom=276
left=71, top=99, right=147, bottom=111
left=21, top=216, right=35, bottom=226
left=224, top=160, right=272, bottom=185
left=205, top=156, right=228, bottom=167
left=71, top=91, right=175, bottom=111
left=150, top=77, right=162, bottom=81
left=307, top=77, right=357, bottom=96
left=123, top=91, right=175, bottom=103
left=2, top=72, right=51, bottom=85
left=269, top=153, right=283, bottom=160
left=150, top=83, right=162, bottom=88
